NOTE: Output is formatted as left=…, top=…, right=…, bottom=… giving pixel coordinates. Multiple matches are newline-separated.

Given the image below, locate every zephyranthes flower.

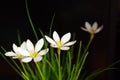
left=81, top=22, right=103, bottom=34
left=45, top=31, right=76, bottom=50
left=5, top=42, right=26, bottom=59
left=18, top=38, right=49, bottom=63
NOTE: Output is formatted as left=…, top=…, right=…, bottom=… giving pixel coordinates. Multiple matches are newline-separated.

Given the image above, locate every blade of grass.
left=0, top=47, right=23, bottom=77
left=36, top=63, right=45, bottom=80
left=74, top=52, right=89, bottom=80
left=20, top=62, right=30, bottom=78
left=76, top=41, right=82, bottom=64
left=25, top=0, right=38, bottom=40
left=25, top=63, right=36, bottom=80
left=21, top=72, right=30, bottom=80
left=85, top=59, right=120, bottom=80
left=49, top=13, right=55, bottom=36
left=66, top=51, right=72, bottom=79
left=46, top=59, right=58, bottom=78
left=69, top=64, right=76, bottom=80
left=0, top=51, right=22, bottom=77
left=85, top=67, right=116, bottom=80
left=17, top=30, right=22, bottom=45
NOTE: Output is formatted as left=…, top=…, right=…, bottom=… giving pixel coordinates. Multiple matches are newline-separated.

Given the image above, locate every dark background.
left=0, top=0, right=120, bottom=80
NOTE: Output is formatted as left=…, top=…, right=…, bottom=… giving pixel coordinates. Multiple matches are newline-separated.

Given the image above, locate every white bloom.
left=18, top=38, right=49, bottom=63
left=5, top=42, right=26, bottom=59
left=81, top=22, right=103, bottom=34
left=45, top=31, right=76, bottom=50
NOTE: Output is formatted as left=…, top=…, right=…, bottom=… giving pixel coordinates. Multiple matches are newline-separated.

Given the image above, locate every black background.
left=0, top=0, right=120, bottom=80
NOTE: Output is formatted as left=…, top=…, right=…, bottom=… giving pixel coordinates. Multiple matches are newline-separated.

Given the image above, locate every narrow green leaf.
left=25, top=0, right=38, bottom=40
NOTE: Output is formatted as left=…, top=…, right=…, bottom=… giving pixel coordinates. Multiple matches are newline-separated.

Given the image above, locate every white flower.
left=45, top=31, right=76, bottom=50
left=18, top=38, right=49, bottom=63
left=5, top=42, right=26, bottom=59
left=81, top=22, right=103, bottom=34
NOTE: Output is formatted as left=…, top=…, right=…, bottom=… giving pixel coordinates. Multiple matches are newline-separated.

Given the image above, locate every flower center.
left=56, top=41, right=64, bottom=48
left=90, top=28, right=96, bottom=34
left=16, top=53, right=23, bottom=59
left=30, top=51, right=37, bottom=58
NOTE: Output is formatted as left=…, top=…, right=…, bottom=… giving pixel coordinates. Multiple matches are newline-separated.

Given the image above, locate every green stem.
left=83, top=34, right=94, bottom=54
left=20, top=62, right=29, bottom=78
left=36, top=63, right=45, bottom=80
left=75, top=52, right=89, bottom=80
left=76, top=41, right=82, bottom=64
left=57, top=49, right=62, bottom=80
left=21, top=72, right=30, bottom=80
left=75, top=34, right=94, bottom=80
left=26, top=63, right=36, bottom=80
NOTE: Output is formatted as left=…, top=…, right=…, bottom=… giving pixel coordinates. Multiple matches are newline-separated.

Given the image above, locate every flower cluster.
left=4, top=30, right=78, bottom=63
left=4, top=22, right=103, bottom=63
left=5, top=39, right=49, bottom=63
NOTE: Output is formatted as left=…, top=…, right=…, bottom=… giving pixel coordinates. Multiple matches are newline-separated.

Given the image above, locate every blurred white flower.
left=18, top=39, right=49, bottom=63
left=5, top=42, right=26, bottom=59
left=81, top=22, right=103, bottom=34
left=45, top=31, right=76, bottom=50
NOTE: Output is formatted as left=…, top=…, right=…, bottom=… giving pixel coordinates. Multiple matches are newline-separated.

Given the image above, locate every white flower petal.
left=45, top=35, right=56, bottom=45
left=12, top=56, right=18, bottom=59
left=61, top=32, right=71, bottom=44
left=95, top=26, right=103, bottom=33
left=20, top=41, right=26, bottom=49
left=81, top=27, right=88, bottom=32
left=34, top=56, right=42, bottom=62
left=26, top=39, right=34, bottom=52
left=50, top=44, right=58, bottom=48
left=38, top=48, right=49, bottom=56
left=61, top=47, right=70, bottom=50
left=64, top=41, right=76, bottom=46
left=5, top=51, right=16, bottom=57
left=18, top=48, right=29, bottom=56
left=22, top=57, right=32, bottom=63
left=85, top=22, right=91, bottom=31
left=92, top=22, right=98, bottom=30
left=35, top=38, right=44, bottom=52
left=13, top=44, right=18, bottom=53
left=53, top=31, right=60, bottom=42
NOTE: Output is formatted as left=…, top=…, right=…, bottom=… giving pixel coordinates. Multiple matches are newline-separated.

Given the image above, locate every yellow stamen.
left=16, top=53, right=23, bottom=59
left=30, top=51, right=37, bottom=58
left=56, top=41, right=64, bottom=48
left=90, top=28, right=96, bottom=34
